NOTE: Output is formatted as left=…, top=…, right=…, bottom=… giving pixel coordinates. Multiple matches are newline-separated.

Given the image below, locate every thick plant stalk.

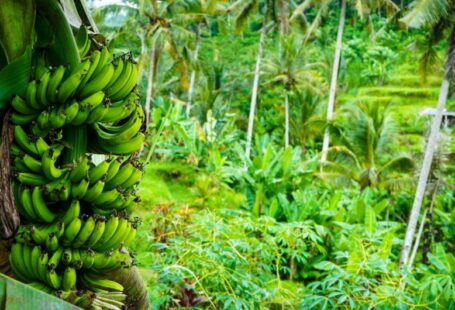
left=145, top=38, right=156, bottom=128
left=400, top=27, right=455, bottom=267
left=186, top=23, right=202, bottom=117
left=284, top=91, right=289, bottom=148
left=0, top=111, right=20, bottom=238
left=245, top=3, right=268, bottom=159
left=321, top=0, right=346, bottom=162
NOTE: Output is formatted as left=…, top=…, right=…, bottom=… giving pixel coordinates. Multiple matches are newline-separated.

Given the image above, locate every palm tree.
left=318, top=102, right=414, bottom=191
left=291, top=0, right=399, bottom=162
left=399, top=0, right=455, bottom=267
left=262, top=34, right=323, bottom=149
left=227, top=0, right=272, bottom=159
left=290, top=91, right=325, bottom=159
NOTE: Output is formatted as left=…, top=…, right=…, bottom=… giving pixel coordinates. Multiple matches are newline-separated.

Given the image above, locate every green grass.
left=358, top=86, right=440, bottom=98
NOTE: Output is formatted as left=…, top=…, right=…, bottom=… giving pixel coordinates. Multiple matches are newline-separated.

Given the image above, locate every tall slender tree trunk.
left=245, top=4, right=268, bottom=159
left=186, top=23, right=201, bottom=117
left=280, top=0, right=289, bottom=36
left=144, top=38, right=156, bottom=128
left=400, top=27, right=455, bottom=267
left=321, top=0, right=346, bottom=162
left=284, top=91, right=289, bottom=148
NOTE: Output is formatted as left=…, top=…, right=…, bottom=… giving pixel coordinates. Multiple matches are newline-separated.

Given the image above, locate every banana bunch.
left=9, top=27, right=146, bottom=308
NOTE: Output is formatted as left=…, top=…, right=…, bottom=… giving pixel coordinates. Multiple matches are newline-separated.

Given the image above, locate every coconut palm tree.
left=318, top=102, right=415, bottom=190
left=399, top=0, right=455, bottom=267
left=262, top=34, right=323, bottom=149
left=290, top=0, right=399, bottom=162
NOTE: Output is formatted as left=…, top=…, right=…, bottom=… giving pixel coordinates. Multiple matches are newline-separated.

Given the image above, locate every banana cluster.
left=11, top=46, right=145, bottom=154
left=8, top=28, right=145, bottom=308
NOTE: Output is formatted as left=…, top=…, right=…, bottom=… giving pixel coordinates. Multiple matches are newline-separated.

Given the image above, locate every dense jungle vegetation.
left=89, top=0, right=454, bottom=308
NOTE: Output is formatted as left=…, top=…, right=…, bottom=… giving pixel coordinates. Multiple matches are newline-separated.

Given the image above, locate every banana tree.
left=0, top=0, right=148, bottom=307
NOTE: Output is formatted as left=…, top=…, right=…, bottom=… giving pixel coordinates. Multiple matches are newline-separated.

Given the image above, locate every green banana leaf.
left=0, top=48, right=32, bottom=112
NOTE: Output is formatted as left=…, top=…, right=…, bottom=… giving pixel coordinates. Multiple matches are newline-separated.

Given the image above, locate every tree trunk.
left=279, top=0, right=289, bottom=36
left=144, top=38, right=156, bottom=128
left=400, top=27, right=455, bottom=267
left=245, top=4, right=268, bottom=159
left=0, top=111, right=20, bottom=238
left=186, top=23, right=201, bottom=117
left=284, top=91, right=289, bottom=148
left=320, top=0, right=346, bottom=162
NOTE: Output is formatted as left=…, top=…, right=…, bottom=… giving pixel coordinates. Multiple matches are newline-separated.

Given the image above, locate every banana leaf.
left=0, top=48, right=32, bottom=113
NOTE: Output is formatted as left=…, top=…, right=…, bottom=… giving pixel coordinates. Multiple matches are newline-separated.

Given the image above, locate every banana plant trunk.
left=284, top=91, right=289, bottom=148
left=245, top=3, right=268, bottom=159
left=321, top=0, right=346, bottom=163
left=186, top=23, right=201, bottom=117
left=400, top=27, right=455, bottom=267
left=145, top=38, right=156, bottom=127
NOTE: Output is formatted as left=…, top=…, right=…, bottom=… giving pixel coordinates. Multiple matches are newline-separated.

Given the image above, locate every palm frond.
left=401, top=0, right=449, bottom=28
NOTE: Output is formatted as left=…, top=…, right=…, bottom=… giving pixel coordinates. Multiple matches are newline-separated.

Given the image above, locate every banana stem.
left=63, top=125, right=87, bottom=164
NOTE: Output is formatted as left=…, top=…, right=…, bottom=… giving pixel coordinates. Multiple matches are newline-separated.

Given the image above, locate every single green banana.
left=37, top=69, right=51, bottom=107
left=23, top=154, right=42, bottom=173
left=11, top=95, right=38, bottom=115
left=83, top=180, right=105, bottom=202
left=62, top=200, right=81, bottom=226
left=72, top=216, right=96, bottom=248
left=93, top=216, right=119, bottom=249
left=31, top=186, right=57, bottom=223
left=47, top=65, right=66, bottom=103
left=86, top=218, right=106, bottom=247
left=104, top=161, right=135, bottom=190
left=62, top=218, right=82, bottom=246
left=62, top=267, right=77, bottom=290
left=88, top=160, right=110, bottom=183
left=72, top=178, right=89, bottom=199
left=78, top=63, right=114, bottom=98
left=25, top=80, right=41, bottom=110
left=69, top=157, right=90, bottom=182
left=14, top=126, right=39, bottom=156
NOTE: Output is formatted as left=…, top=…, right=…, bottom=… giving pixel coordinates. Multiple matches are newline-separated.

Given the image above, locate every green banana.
left=110, top=61, right=138, bottom=101
left=93, top=216, right=119, bottom=249
left=37, top=69, right=51, bottom=107
left=25, top=80, right=41, bottom=110
left=77, top=50, right=101, bottom=92
left=106, top=59, right=131, bottom=98
left=81, top=273, right=124, bottom=292
left=62, top=200, right=81, bottom=226
left=11, top=95, right=38, bottom=115
left=72, top=178, right=89, bottom=199
left=72, top=216, right=96, bottom=248
left=78, top=63, right=114, bottom=98
left=62, top=267, right=77, bottom=290
left=83, top=180, right=105, bottom=202
left=14, top=126, right=39, bottom=156
left=10, top=243, right=29, bottom=281
left=47, top=65, right=66, bottom=103
left=42, top=148, right=66, bottom=180
left=86, top=217, right=106, bottom=247
left=88, top=160, right=110, bottom=183
left=105, top=57, right=124, bottom=89
left=105, top=157, right=123, bottom=183
left=20, top=187, right=38, bottom=218
left=105, top=161, right=135, bottom=190
left=69, top=157, right=90, bottom=182
left=64, top=101, right=80, bottom=124
left=57, top=72, right=84, bottom=103
left=45, top=233, right=59, bottom=252
left=62, top=218, right=82, bottom=246
left=31, top=186, right=57, bottom=223
left=95, top=217, right=129, bottom=251
left=11, top=112, right=38, bottom=125
left=47, top=270, right=62, bottom=289
left=23, top=154, right=42, bottom=173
